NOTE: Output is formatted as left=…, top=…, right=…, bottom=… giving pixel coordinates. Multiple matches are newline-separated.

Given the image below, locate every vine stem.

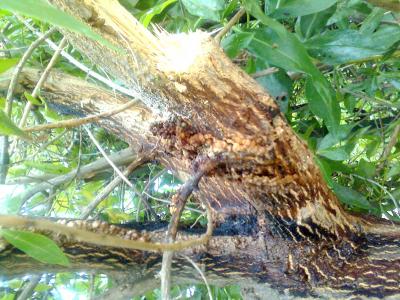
left=215, top=8, right=246, bottom=43
left=160, top=160, right=215, bottom=300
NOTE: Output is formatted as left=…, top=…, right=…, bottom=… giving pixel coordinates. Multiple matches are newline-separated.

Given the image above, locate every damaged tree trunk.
left=1, top=0, right=399, bottom=298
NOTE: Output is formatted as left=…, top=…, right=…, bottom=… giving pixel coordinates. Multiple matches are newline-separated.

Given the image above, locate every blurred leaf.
left=296, top=4, right=337, bottom=39
left=24, top=92, right=43, bottom=106
left=315, top=157, right=333, bottom=186
left=388, top=163, right=400, bottom=178
left=317, top=146, right=349, bottom=161
left=24, top=161, right=71, bottom=174
left=222, top=32, right=254, bottom=58
left=304, top=77, right=340, bottom=135
left=254, top=60, right=292, bottom=114
left=360, top=7, right=385, bottom=34
left=365, top=136, right=380, bottom=158
left=221, top=0, right=239, bottom=19
left=104, top=208, right=133, bottom=223
left=357, top=159, right=376, bottom=178
left=247, top=27, right=315, bottom=73
left=0, top=193, right=23, bottom=214
left=0, top=229, right=70, bottom=266
left=305, top=26, right=400, bottom=65
left=271, top=0, right=337, bottom=18
left=243, top=0, right=340, bottom=133
left=327, top=0, right=371, bottom=26
left=317, top=124, right=353, bottom=150
left=0, top=0, right=120, bottom=52
left=332, top=182, right=373, bottom=210
left=0, top=58, right=19, bottom=74
left=181, top=0, right=224, bottom=21
left=140, top=0, right=177, bottom=27
left=0, top=110, right=31, bottom=140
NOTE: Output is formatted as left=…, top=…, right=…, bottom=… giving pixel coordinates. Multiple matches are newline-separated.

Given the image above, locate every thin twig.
left=142, top=169, right=166, bottom=195
left=180, top=254, right=213, bottom=300
left=0, top=213, right=213, bottom=252
left=160, top=161, right=215, bottom=300
left=83, top=126, right=135, bottom=188
left=83, top=126, right=158, bottom=219
left=377, top=123, right=400, bottom=172
left=20, top=18, right=138, bottom=98
left=352, top=174, right=400, bottom=215
left=142, top=192, right=204, bottom=214
left=18, top=37, right=68, bottom=128
left=251, top=67, right=279, bottom=79
left=215, top=8, right=246, bottom=43
left=0, top=28, right=56, bottom=184
left=131, top=182, right=160, bottom=221
left=4, top=28, right=56, bottom=117
left=80, top=155, right=150, bottom=219
left=24, top=99, right=140, bottom=132
left=17, top=148, right=136, bottom=208
left=16, top=275, right=42, bottom=300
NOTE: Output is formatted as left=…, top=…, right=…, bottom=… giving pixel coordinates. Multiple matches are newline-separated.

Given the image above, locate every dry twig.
left=24, top=100, right=140, bottom=132
left=19, top=37, right=68, bottom=128
left=215, top=8, right=246, bottom=43
left=160, top=160, right=215, bottom=300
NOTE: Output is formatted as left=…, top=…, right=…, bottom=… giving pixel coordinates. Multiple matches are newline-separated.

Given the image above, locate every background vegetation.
left=0, top=0, right=399, bottom=299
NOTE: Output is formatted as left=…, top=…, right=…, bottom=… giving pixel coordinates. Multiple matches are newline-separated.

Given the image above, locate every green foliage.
left=270, top=0, right=338, bottom=18
left=181, top=0, right=225, bottom=21
left=0, top=0, right=120, bottom=51
left=0, top=110, right=31, bottom=140
left=243, top=0, right=341, bottom=134
left=0, top=58, right=19, bottom=73
left=0, top=229, right=70, bottom=266
left=305, top=26, right=400, bottom=64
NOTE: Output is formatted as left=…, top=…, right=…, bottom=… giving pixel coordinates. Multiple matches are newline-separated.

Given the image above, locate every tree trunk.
left=1, top=0, right=399, bottom=298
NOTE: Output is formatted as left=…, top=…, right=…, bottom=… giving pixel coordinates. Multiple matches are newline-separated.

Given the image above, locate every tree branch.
left=214, top=8, right=246, bottom=43
left=16, top=147, right=136, bottom=209
left=80, top=153, right=152, bottom=219
left=161, top=160, right=215, bottom=299
left=0, top=28, right=57, bottom=184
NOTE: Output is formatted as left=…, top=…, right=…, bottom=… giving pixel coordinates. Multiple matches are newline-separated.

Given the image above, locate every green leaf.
left=34, top=283, right=52, bottom=292
left=332, top=182, right=373, bottom=210
left=0, top=110, right=31, bottom=140
left=305, top=77, right=340, bottom=134
left=181, top=0, right=224, bottom=21
left=24, top=92, right=43, bottom=106
left=0, top=58, right=19, bottom=74
left=243, top=0, right=340, bottom=133
left=297, top=4, right=337, bottom=39
left=388, top=163, right=400, bottom=178
left=327, top=0, right=370, bottom=26
left=247, top=27, right=315, bottom=73
left=360, top=7, right=385, bottom=35
left=315, top=157, right=333, bottom=186
left=317, top=146, right=349, bottom=161
left=0, top=0, right=121, bottom=52
left=271, top=0, right=337, bottom=18
left=317, top=124, right=353, bottom=150
left=254, top=60, right=292, bottom=114
left=0, top=229, right=70, bottom=266
left=357, top=159, right=376, bottom=179
left=305, top=27, right=400, bottom=65
left=243, top=0, right=291, bottom=36
left=24, top=161, right=71, bottom=174
left=221, top=32, right=254, bottom=58
left=140, top=0, right=177, bottom=28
